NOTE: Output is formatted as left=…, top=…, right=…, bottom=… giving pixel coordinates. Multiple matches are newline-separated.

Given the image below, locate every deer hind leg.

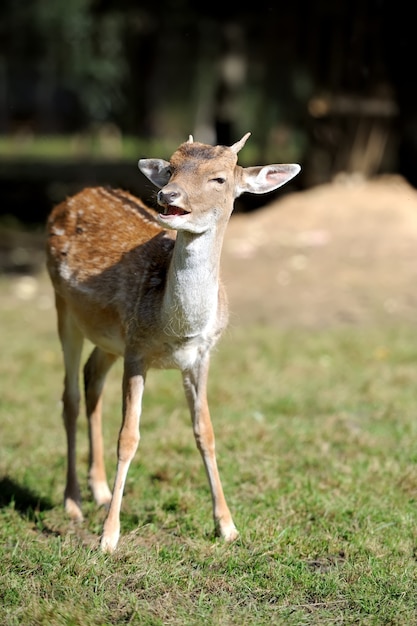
left=84, top=347, right=118, bottom=508
left=182, top=357, right=238, bottom=542
left=100, top=356, right=145, bottom=553
left=55, top=294, right=84, bottom=521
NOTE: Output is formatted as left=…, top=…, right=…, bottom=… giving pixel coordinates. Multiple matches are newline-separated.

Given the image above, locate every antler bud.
left=230, top=132, right=251, bottom=154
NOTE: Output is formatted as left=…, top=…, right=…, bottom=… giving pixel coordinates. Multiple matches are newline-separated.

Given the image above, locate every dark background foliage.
left=0, top=0, right=414, bottom=222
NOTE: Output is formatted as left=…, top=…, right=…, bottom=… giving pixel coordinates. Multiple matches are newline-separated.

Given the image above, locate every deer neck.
left=161, top=222, right=227, bottom=338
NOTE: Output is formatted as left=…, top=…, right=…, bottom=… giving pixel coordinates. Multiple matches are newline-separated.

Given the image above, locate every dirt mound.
left=222, top=175, right=417, bottom=327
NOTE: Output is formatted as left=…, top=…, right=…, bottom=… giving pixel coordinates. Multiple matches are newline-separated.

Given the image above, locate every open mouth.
left=159, top=205, right=189, bottom=217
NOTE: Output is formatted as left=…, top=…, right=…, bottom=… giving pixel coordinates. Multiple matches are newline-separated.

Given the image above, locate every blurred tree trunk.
left=213, top=23, right=246, bottom=146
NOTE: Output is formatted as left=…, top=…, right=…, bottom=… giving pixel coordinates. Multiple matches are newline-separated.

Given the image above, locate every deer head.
left=139, top=133, right=300, bottom=234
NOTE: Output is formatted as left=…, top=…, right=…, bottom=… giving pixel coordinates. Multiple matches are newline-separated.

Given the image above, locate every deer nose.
left=157, top=187, right=180, bottom=205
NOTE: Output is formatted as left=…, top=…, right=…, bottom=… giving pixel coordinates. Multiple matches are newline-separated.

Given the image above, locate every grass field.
left=0, top=134, right=262, bottom=165
left=1, top=271, right=417, bottom=625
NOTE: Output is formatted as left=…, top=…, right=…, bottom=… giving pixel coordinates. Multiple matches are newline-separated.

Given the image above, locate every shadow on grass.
left=0, top=475, right=53, bottom=519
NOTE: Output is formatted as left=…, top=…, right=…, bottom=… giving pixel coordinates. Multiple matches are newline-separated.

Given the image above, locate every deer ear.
left=237, top=163, right=300, bottom=196
left=138, top=158, right=171, bottom=188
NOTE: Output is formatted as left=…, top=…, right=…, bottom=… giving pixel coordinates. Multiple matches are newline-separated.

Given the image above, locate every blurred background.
left=0, top=1, right=414, bottom=229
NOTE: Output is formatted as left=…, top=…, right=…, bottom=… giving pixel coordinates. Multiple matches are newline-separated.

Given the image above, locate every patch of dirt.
left=222, top=174, right=417, bottom=327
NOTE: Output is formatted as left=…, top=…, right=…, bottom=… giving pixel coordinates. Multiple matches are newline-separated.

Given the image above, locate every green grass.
left=0, top=134, right=261, bottom=164
left=0, top=134, right=179, bottom=162
left=1, top=272, right=417, bottom=625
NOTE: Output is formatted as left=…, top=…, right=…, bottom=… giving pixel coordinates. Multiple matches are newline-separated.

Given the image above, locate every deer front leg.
left=100, top=356, right=145, bottom=553
left=182, top=357, right=238, bottom=542
left=84, top=347, right=118, bottom=508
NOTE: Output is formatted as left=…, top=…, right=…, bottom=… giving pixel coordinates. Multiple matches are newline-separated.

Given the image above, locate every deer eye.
left=211, top=177, right=226, bottom=184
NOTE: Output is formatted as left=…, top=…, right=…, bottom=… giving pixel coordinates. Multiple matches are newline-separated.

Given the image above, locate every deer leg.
left=100, top=356, right=145, bottom=553
left=55, top=294, right=84, bottom=521
left=84, top=347, right=118, bottom=508
left=182, top=357, right=238, bottom=542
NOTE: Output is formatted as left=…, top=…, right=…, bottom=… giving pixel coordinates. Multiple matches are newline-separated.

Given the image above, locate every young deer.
left=45, top=133, right=300, bottom=552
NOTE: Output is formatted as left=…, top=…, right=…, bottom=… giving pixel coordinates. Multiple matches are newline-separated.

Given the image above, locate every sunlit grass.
left=0, top=133, right=262, bottom=164
left=0, top=134, right=178, bottom=162
left=0, top=132, right=266, bottom=165
left=1, top=272, right=417, bottom=625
